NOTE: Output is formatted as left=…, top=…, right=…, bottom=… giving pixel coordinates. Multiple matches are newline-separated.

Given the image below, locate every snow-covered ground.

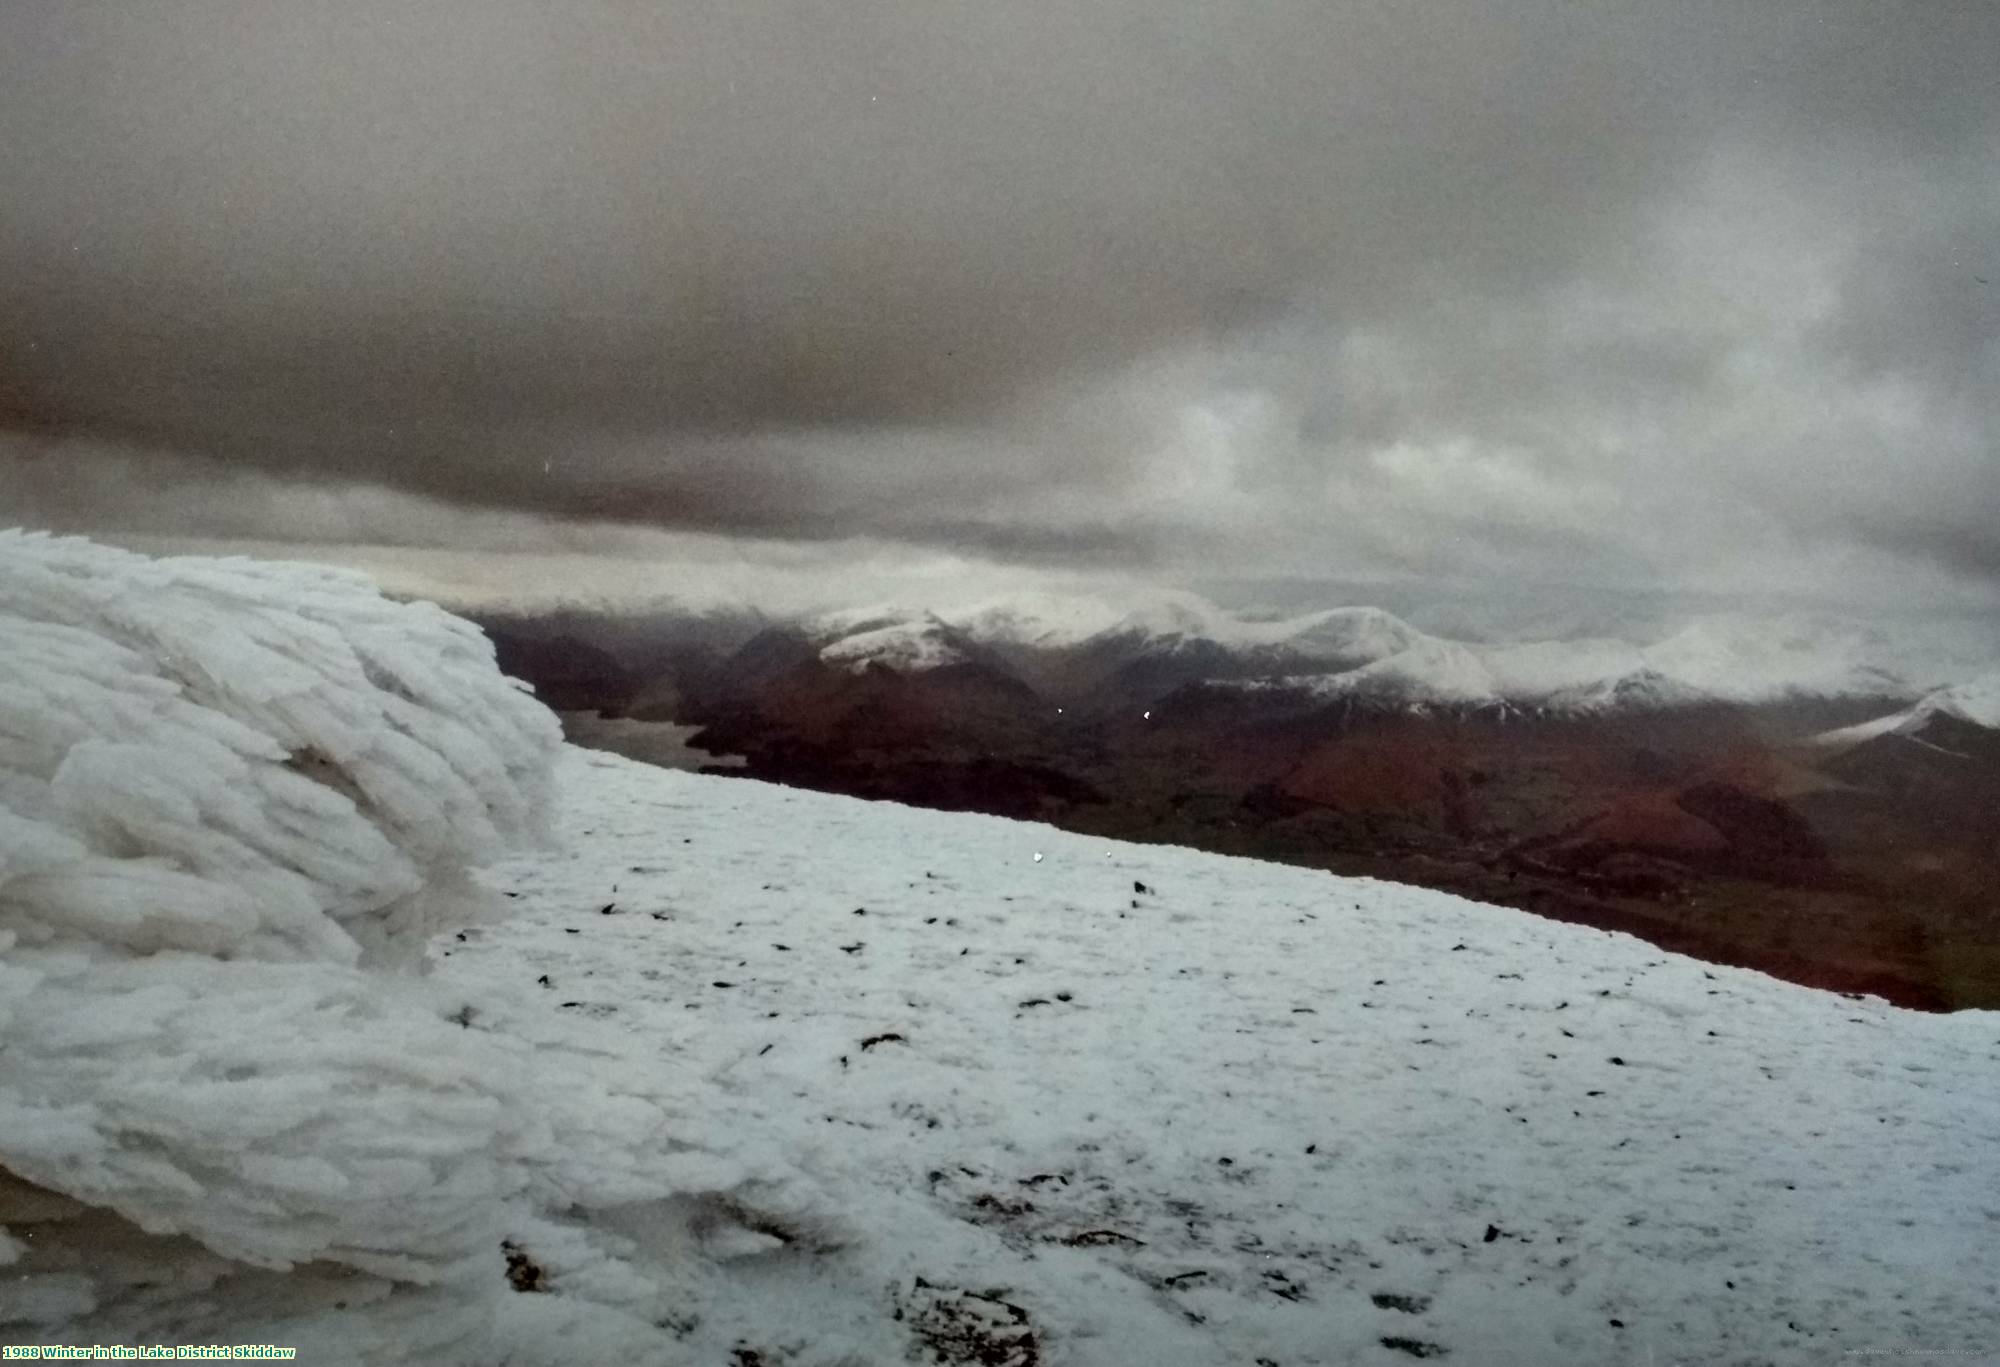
left=7, top=534, right=1997, bottom=1365
left=429, top=747, right=2000, bottom=1365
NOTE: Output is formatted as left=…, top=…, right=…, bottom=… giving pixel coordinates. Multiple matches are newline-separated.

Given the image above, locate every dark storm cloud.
left=1851, top=511, right=2000, bottom=583
left=0, top=0, right=1994, bottom=596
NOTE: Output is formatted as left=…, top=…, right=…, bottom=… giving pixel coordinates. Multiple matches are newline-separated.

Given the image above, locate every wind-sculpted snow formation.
left=0, top=533, right=813, bottom=1358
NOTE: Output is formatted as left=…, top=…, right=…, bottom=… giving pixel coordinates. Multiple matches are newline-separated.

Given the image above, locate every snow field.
left=5, top=533, right=1994, bottom=1365
left=438, top=748, right=2000, bottom=1365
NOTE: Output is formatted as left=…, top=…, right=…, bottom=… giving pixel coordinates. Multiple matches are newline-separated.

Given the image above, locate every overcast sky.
left=2, top=1, right=1995, bottom=613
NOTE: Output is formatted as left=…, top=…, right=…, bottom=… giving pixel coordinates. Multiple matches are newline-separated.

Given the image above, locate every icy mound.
left=0, top=531, right=562, bottom=969
left=0, top=532, right=561, bottom=1278
left=0, top=534, right=803, bottom=1355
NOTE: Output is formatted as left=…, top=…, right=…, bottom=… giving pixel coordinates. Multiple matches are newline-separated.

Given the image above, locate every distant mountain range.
left=773, top=591, right=1991, bottom=718
left=467, top=590, right=2000, bottom=1010
left=470, top=587, right=2000, bottom=741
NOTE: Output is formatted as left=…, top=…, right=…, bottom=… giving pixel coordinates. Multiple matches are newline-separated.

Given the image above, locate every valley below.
left=686, top=698, right=1998, bottom=1011
left=480, top=600, right=2000, bottom=1011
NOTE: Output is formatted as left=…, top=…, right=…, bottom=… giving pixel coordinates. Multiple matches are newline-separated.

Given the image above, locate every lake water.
left=557, top=712, right=747, bottom=773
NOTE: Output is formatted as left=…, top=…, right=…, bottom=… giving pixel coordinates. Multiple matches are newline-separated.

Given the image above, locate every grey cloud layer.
left=1, top=1, right=1994, bottom=597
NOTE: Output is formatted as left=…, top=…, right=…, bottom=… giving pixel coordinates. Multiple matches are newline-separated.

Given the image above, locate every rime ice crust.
left=0, top=531, right=560, bottom=967
left=0, top=533, right=595, bottom=1336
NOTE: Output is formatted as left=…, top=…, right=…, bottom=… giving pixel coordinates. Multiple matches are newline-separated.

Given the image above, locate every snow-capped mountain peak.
left=1306, top=637, right=1499, bottom=705
left=785, top=590, right=1994, bottom=717
left=1253, top=604, right=1428, bottom=662
left=1814, top=668, right=2000, bottom=749
left=1541, top=666, right=1714, bottom=715
left=1930, top=670, right=2000, bottom=728
left=817, top=614, right=973, bottom=674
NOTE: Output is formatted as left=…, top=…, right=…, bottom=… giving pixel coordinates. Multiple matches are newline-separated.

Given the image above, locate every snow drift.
left=0, top=533, right=808, bottom=1357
